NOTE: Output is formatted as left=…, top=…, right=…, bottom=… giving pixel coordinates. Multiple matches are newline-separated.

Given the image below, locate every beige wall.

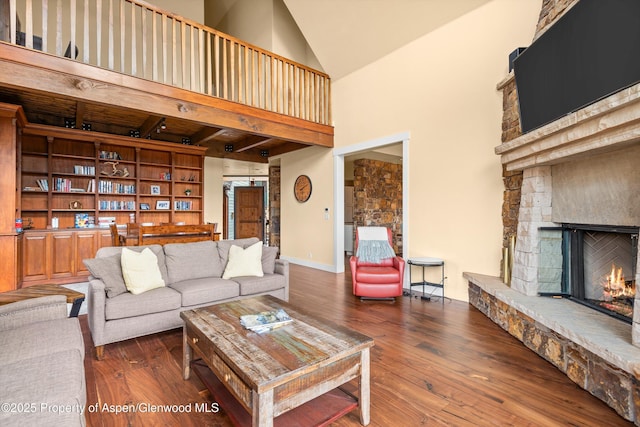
left=279, top=0, right=540, bottom=301
left=152, top=0, right=204, bottom=22
left=205, top=0, right=321, bottom=70
left=279, top=146, right=334, bottom=269
left=204, top=157, right=224, bottom=228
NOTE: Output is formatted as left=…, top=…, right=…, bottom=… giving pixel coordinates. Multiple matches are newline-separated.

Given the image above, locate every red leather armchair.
left=350, top=227, right=405, bottom=300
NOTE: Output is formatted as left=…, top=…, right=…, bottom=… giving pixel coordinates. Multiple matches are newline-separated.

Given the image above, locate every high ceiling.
left=282, top=0, right=492, bottom=80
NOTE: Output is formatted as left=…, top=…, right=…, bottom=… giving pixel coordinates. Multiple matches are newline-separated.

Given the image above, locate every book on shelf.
left=23, top=186, right=42, bottom=191
left=97, top=216, right=117, bottom=228
left=36, top=179, right=49, bottom=191
left=239, top=309, right=292, bottom=333
left=74, top=165, right=95, bottom=175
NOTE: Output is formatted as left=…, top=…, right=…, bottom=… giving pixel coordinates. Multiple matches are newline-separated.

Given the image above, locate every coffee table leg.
left=252, top=389, right=274, bottom=427
left=359, top=347, right=371, bottom=425
left=183, top=325, right=191, bottom=380
left=69, top=297, right=84, bottom=317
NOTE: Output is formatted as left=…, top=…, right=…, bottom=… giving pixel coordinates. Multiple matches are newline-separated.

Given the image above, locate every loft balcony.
left=0, top=0, right=333, bottom=162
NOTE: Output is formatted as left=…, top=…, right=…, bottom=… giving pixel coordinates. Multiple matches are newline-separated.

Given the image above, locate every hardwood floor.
left=82, top=264, right=632, bottom=426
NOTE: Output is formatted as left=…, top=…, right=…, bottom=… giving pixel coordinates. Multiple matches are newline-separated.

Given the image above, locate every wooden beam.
left=138, top=115, right=164, bottom=139
left=190, top=127, right=225, bottom=145
left=233, top=136, right=274, bottom=153
left=75, top=101, right=86, bottom=129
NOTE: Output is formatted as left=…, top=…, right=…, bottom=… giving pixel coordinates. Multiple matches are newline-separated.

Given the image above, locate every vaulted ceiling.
left=282, top=0, right=492, bottom=80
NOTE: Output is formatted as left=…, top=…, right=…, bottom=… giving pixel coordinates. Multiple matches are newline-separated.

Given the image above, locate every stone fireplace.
left=466, top=80, right=640, bottom=422
left=464, top=1, right=640, bottom=423
left=466, top=81, right=640, bottom=424
left=497, top=84, right=640, bottom=338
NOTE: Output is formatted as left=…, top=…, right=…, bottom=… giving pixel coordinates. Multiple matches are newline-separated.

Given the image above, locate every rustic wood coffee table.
left=181, top=295, right=374, bottom=427
left=0, top=283, right=85, bottom=317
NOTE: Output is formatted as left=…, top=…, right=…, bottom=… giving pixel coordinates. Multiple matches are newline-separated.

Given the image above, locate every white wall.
left=280, top=0, right=540, bottom=301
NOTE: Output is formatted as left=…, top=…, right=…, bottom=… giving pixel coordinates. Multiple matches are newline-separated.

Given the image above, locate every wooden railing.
left=4, top=0, right=331, bottom=125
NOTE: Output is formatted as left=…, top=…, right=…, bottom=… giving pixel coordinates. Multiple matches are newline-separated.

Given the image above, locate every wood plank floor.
left=82, top=264, right=633, bottom=426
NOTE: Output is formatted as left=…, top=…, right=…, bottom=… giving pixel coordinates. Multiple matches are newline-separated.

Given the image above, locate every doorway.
left=333, top=132, right=410, bottom=273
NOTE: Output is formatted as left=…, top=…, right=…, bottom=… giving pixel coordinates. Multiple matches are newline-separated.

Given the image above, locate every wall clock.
left=294, top=175, right=312, bottom=203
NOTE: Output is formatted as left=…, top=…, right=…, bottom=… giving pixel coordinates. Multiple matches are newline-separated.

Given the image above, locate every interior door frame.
left=332, top=131, right=410, bottom=274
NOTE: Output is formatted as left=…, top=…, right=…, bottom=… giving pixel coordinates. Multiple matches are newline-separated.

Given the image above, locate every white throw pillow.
left=121, top=247, right=165, bottom=295
left=222, top=241, right=264, bottom=279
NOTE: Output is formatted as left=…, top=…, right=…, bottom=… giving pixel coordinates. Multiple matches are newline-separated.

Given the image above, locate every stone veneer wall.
left=268, top=165, right=280, bottom=248
left=353, top=159, right=402, bottom=254
left=468, top=281, right=638, bottom=423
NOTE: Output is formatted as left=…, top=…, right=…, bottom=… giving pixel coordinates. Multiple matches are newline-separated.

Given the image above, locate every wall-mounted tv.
left=513, top=0, right=640, bottom=134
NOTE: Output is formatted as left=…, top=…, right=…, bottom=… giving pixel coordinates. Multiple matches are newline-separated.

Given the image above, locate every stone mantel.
left=496, top=82, right=640, bottom=171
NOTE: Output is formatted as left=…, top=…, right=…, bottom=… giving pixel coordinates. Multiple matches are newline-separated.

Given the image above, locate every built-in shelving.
left=19, top=125, right=206, bottom=230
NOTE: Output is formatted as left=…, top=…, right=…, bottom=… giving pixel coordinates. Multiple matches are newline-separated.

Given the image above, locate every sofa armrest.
left=0, top=295, right=67, bottom=331
left=274, top=259, right=290, bottom=301
left=86, top=278, right=107, bottom=346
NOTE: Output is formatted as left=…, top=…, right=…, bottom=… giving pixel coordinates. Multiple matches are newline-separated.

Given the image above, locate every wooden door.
left=234, top=187, right=264, bottom=240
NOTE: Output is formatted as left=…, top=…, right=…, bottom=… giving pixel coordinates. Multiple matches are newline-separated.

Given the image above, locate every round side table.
left=407, top=257, right=445, bottom=303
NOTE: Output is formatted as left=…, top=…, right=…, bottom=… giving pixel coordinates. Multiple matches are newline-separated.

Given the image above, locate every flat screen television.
left=513, top=0, right=640, bottom=134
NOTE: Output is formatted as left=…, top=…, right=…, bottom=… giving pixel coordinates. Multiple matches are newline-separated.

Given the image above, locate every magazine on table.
left=240, top=309, right=292, bottom=333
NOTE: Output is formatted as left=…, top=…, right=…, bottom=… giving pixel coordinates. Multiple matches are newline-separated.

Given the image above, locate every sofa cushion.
left=217, top=237, right=260, bottom=266
left=262, top=246, right=279, bottom=274
left=88, top=245, right=169, bottom=294
left=233, top=274, right=286, bottom=296
left=170, top=277, right=240, bottom=307
left=0, top=349, right=85, bottom=427
left=0, top=317, right=84, bottom=367
left=105, top=287, right=181, bottom=320
left=164, top=240, right=224, bottom=283
left=83, top=254, right=128, bottom=298
left=121, top=248, right=165, bottom=295
left=223, top=241, right=264, bottom=279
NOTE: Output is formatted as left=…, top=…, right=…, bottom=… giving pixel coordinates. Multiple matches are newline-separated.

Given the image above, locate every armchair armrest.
left=394, top=256, right=406, bottom=286
left=0, top=295, right=67, bottom=331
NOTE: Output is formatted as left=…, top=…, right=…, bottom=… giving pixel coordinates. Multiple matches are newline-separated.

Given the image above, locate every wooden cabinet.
left=22, top=229, right=116, bottom=286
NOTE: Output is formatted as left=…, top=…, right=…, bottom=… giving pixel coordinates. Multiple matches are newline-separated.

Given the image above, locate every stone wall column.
left=268, top=165, right=280, bottom=248
left=510, top=166, right=555, bottom=295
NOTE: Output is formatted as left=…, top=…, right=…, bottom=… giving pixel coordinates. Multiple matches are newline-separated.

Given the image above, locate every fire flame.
left=602, top=263, right=634, bottom=300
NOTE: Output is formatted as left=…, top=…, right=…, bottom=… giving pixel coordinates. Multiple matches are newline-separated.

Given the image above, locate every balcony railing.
left=4, top=0, right=331, bottom=125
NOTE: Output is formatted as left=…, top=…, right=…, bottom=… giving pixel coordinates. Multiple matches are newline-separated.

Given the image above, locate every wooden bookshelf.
left=16, top=123, right=207, bottom=286
left=19, top=124, right=206, bottom=230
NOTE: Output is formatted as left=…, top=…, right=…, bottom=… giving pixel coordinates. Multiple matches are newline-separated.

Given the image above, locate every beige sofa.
left=84, top=238, right=288, bottom=359
left=0, top=295, right=86, bottom=426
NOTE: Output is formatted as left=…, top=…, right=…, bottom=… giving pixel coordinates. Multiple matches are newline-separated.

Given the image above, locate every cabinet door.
left=51, top=232, right=74, bottom=279
left=97, top=229, right=113, bottom=248
left=76, top=231, right=98, bottom=276
left=22, top=232, right=49, bottom=283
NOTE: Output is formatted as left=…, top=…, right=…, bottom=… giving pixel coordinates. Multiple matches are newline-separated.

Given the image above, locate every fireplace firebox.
left=539, top=224, right=638, bottom=323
